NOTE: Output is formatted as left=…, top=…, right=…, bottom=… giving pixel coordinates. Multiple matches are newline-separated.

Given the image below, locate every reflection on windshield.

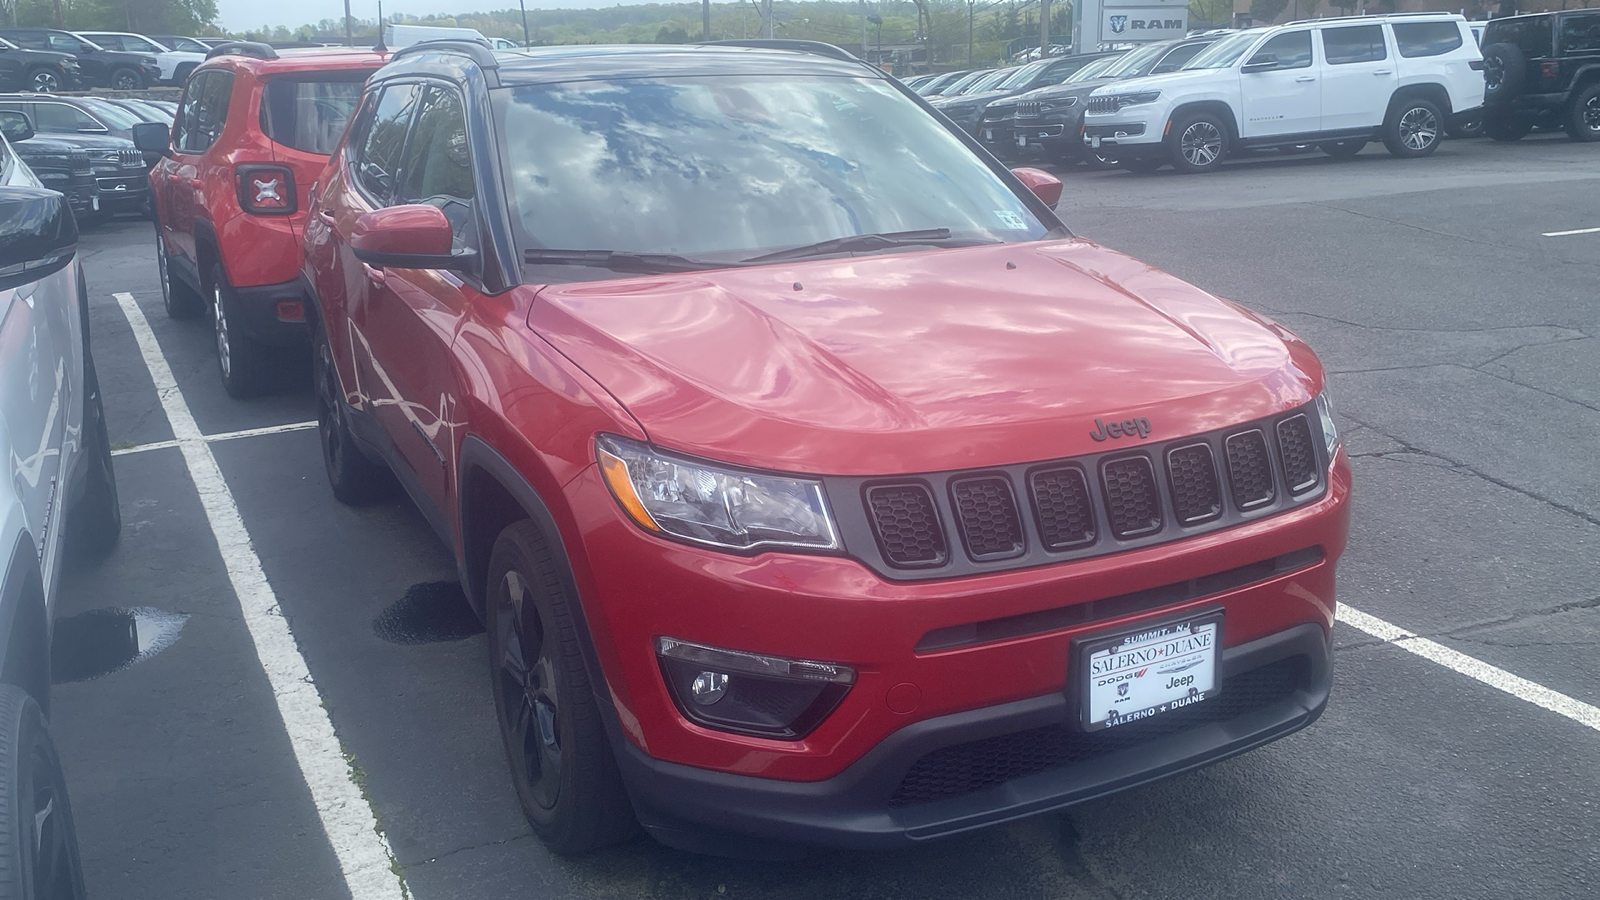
left=79, top=99, right=141, bottom=130
left=1185, top=30, right=1266, bottom=69
left=1101, top=43, right=1169, bottom=78
left=499, top=75, right=1049, bottom=275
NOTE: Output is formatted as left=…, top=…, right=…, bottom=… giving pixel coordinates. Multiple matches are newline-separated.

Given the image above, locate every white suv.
left=1083, top=14, right=1485, bottom=173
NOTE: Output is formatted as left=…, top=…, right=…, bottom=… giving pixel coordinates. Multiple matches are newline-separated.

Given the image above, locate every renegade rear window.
left=499, top=74, right=1052, bottom=273
left=260, top=72, right=372, bottom=155
left=1392, top=22, right=1464, bottom=58
left=1484, top=17, right=1554, bottom=57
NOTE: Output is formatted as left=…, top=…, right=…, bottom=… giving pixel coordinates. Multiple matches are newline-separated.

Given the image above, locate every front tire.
left=312, top=320, right=395, bottom=505
left=109, top=68, right=142, bottom=91
left=0, top=686, right=88, bottom=900
left=1318, top=139, right=1367, bottom=158
left=1564, top=83, right=1600, bottom=142
left=1485, top=115, right=1532, bottom=142
left=26, top=68, right=61, bottom=93
left=210, top=265, right=273, bottom=399
left=1382, top=97, right=1443, bottom=158
left=1167, top=112, right=1229, bottom=173
left=487, top=521, right=636, bottom=855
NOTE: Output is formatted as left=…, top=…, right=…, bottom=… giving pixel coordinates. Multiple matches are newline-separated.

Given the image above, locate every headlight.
left=143, top=57, right=159, bottom=66
left=62, top=59, right=79, bottom=68
left=1314, top=390, right=1340, bottom=455
left=1111, top=90, right=1161, bottom=109
left=596, top=435, right=839, bottom=552
left=1040, top=97, right=1078, bottom=112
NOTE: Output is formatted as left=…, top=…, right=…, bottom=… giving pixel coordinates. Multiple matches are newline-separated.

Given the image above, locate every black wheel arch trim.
left=1167, top=101, right=1239, bottom=141
left=0, top=533, right=50, bottom=711
left=1388, top=82, right=1452, bottom=116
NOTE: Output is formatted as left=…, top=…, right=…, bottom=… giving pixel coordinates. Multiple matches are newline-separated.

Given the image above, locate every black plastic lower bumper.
left=230, top=277, right=311, bottom=348
left=619, top=622, right=1332, bottom=853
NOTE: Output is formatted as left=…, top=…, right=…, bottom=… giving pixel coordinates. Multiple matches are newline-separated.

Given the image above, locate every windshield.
left=1062, top=55, right=1122, bottom=82
left=1184, top=30, right=1266, bottom=69
left=997, top=60, right=1050, bottom=89
left=964, top=69, right=1013, bottom=93
left=77, top=98, right=142, bottom=129
left=498, top=75, right=1051, bottom=277
left=72, top=34, right=107, bottom=52
left=942, top=70, right=992, bottom=94
left=0, top=38, right=16, bottom=50
left=1100, top=42, right=1170, bottom=78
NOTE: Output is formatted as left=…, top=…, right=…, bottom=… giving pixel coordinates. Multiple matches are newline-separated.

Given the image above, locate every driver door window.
left=33, top=103, right=100, bottom=133
left=1252, top=32, right=1313, bottom=69
left=394, top=85, right=476, bottom=252
left=47, top=34, right=86, bottom=54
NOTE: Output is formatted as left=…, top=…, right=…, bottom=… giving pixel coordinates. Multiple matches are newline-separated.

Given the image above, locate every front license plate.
left=91, top=196, right=100, bottom=211
left=1078, top=612, right=1222, bottom=732
left=1091, top=135, right=1101, bottom=148
left=983, top=128, right=993, bottom=141
left=1016, top=134, right=1028, bottom=147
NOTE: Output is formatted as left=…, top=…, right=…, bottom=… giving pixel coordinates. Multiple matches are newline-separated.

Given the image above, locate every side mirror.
left=1011, top=166, right=1063, bottom=207
left=131, top=120, right=170, bottom=154
left=350, top=204, right=474, bottom=271
left=0, top=110, right=34, bottom=143
left=0, top=188, right=78, bottom=293
left=1242, top=53, right=1279, bottom=73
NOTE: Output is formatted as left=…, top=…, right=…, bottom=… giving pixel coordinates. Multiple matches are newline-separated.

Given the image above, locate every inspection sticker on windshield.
left=995, top=211, right=1027, bottom=229
left=1078, top=613, right=1221, bottom=732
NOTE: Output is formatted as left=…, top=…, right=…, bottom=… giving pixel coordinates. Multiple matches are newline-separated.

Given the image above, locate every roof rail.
left=389, top=38, right=499, bottom=69
left=702, top=40, right=860, bottom=63
left=1293, top=11, right=1463, bottom=25
left=204, top=40, right=278, bottom=61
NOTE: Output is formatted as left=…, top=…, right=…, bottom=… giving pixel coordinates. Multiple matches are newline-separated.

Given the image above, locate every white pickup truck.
left=1083, top=14, right=1485, bottom=173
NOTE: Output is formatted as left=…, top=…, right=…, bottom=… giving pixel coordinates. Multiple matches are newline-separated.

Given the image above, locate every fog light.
left=656, top=636, right=854, bottom=740
left=690, top=671, right=728, bottom=705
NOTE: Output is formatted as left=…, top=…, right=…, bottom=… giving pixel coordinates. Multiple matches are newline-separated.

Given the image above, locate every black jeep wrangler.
left=1480, top=11, right=1600, bottom=141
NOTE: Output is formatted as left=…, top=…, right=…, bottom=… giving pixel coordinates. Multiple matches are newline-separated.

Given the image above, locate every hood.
left=14, top=137, right=78, bottom=155
left=1022, top=76, right=1118, bottom=102
left=530, top=240, right=1323, bottom=476
left=1089, top=68, right=1216, bottom=96
left=939, top=89, right=1010, bottom=108
left=23, top=132, right=134, bottom=151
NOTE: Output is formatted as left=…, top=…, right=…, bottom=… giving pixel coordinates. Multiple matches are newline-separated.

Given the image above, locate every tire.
left=1481, top=43, right=1525, bottom=105
left=1121, top=156, right=1164, bottom=174
left=155, top=225, right=203, bottom=319
left=210, top=265, right=273, bottom=399
left=487, top=521, right=636, bottom=855
left=1166, top=112, right=1229, bottom=173
left=1485, top=115, right=1532, bottom=142
left=1382, top=97, right=1443, bottom=158
left=312, top=319, right=396, bottom=505
left=67, top=350, right=121, bottom=558
left=1447, top=115, right=1484, bottom=139
left=1318, top=139, right=1367, bottom=158
left=0, top=686, right=88, bottom=900
left=25, top=68, right=61, bottom=93
left=1564, top=82, right=1600, bottom=142
left=172, top=62, right=197, bottom=84
left=109, top=68, right=142, bottom=91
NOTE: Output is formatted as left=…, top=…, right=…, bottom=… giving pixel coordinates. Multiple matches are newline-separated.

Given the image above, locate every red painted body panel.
left=531, top=239, right=1324, bottom=475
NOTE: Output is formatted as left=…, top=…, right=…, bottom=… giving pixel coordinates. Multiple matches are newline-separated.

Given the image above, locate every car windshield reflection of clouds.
left=501, top=75, right=1048, bottom=278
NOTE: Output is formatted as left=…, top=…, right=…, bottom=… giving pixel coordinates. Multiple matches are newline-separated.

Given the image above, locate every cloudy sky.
left=215, top=0, right=616, bottom=33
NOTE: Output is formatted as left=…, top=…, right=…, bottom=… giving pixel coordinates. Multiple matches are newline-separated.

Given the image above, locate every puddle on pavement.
left=373, top=581, right=484, bottom=645
left=52, top=607, right=190, bottom=684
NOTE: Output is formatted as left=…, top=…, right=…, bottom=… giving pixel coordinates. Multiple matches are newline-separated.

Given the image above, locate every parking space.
left=57, top=134, right=1599, bottom=899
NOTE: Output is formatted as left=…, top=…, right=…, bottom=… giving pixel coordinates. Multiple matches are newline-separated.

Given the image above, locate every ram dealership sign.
left=1102, top=6, right=1189, bottom=42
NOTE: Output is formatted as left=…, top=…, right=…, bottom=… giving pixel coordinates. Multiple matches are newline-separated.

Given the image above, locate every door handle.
left=362, top=263, right=386, bottom=287
left=1295, top=76, right=1316, bottom=83
left=187, top=178, right=203, bottom=188
left=164, top=172, right=183, bottom=183
left=1373, top=70, right=1392, bottom=76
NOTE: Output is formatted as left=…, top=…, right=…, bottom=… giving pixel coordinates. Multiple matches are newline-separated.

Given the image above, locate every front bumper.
left=93, top=172, right=149, bottom=211
left=564, top=447, right=1351, bottom=846
left=623, top=622, right=1330, bottom=851
left=1082, top=113, right=1162, bottom=148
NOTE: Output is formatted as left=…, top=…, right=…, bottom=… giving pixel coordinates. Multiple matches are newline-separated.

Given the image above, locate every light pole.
left=968, top=0, right=974, bottom=66
left=867, top=14, right=882, bottom=68
left=343, top=0, right=353, bottom=46
left=703, top=0, right=711, bottom=40
left=520, top=0, right=531, bottom=46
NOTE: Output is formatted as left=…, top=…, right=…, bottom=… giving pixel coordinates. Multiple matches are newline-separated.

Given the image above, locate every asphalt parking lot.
left=57, top=134, right=1598, bottom=900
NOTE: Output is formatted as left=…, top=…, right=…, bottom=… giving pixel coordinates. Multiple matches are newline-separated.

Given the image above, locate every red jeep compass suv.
left=302, top=40, right=1352, bottom=856
left=134, top=41, right=387, bottom=397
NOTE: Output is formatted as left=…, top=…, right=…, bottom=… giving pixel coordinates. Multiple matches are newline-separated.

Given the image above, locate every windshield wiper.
left=522, top=249, right=735, bottom=274
left=741, top=228, right=963, bottom=264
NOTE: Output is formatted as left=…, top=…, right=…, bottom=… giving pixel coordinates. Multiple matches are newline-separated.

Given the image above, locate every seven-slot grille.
left=1087, top=95, right=1119, bottom=114
left=855, top=406, right=1327, bottom=572
left=118, top=148, right=142, bottom=168
left=1015, top=101, right=1042, bottom=119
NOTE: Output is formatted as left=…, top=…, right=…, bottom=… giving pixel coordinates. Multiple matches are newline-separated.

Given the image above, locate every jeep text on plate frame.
left=1076, top=610, right=1223, bottom=732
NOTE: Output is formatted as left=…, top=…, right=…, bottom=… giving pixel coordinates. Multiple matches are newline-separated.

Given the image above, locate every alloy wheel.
left=31, top=71, right=59, bottom=92
left=1180, top=121, right=1223, bottom=168
left=1399, top=106, right=1439, bottom=151
left=1484, top=60, right=1503, bottom=91
left=494, top=570, right=563, bottom=811
left=1585, top=95, right=1600, bottom=134
left=212, top=285, right=232, bottom=379
left=315, top=342, right=346, bottom=474
left=112, top=72, right=139, bottom=91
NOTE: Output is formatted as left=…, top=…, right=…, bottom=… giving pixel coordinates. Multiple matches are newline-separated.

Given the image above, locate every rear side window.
left=1484, top=17, right=1554, bottom=57
left=1323, top=25, right=1387, bottom=64
left=1393, top=22, right=1465, bottom=58
left=1253, top=31, right=1313, bottom=69
left=1561, top=14, right=1600, bottom=53
left=351, top=83, right=421, bottom=203
left=7, top=33, right=48, bottom=50
left=46, top=33, right=85, bottom=54
left=259, top=72, right=372, bottom=155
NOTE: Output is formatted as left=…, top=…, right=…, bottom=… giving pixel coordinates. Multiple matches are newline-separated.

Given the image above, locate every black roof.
left=381, top=42, right=879, bottom=87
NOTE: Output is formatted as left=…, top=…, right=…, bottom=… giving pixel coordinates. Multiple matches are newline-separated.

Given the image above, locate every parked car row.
left=123, top=37, right=1352, bottom=862
left=0, top=94, right=156, bottom=222
left=0, top=26, right=210, bottom=91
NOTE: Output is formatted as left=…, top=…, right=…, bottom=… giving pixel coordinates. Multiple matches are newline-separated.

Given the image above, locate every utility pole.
left=764, top=0, right=774, bottom=38
left=968, top=0, right=974, bottom=66
left=1040, top=0, right=1050, bottom=60
left=520, top=0, right=531, bottom=46
left=860, top=0, right=867, bottom=60
left=343, top=0, right=354, bottom=46
left=703, top=0, right=711, bottom=40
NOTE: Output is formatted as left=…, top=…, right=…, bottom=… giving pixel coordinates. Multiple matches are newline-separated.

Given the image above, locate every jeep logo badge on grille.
left=1090, top=416, right=1153, bottom=442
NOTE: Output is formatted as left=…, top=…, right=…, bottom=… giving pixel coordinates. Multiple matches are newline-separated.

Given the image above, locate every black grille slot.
left=889, top=657, right=1307, bottom=807
left=1100, top=456, right=1161, bottom=539
left=1015, top=101, right=1041, bottom=118
left=1224, top=430, right=1275, bottom=511
left=1166, top=443, right=1222, bottom=526
left=950, top=477, right=1025, bottom=561
left=1087, top=95, right=1117, bottom=114
left=1276, top=415, right=1319, bottom=494
left=865, top=485, right=947, bottom=568
left=1030, top=466, right=1096, bottom=551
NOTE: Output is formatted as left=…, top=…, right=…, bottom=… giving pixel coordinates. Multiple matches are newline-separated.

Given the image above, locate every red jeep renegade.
left=303, top=41, right=1352, bottom=857
left=135, top=42, right=387, bottom=397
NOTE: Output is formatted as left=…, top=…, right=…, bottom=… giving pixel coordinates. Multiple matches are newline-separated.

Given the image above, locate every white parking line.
left=112, top=293, right=407, bottom=900
left=1338, top=603, right=1600, bottom=733
left=112, top=421, right=318, bottom=457
left=1541, top=226, right=1600, bottom=237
